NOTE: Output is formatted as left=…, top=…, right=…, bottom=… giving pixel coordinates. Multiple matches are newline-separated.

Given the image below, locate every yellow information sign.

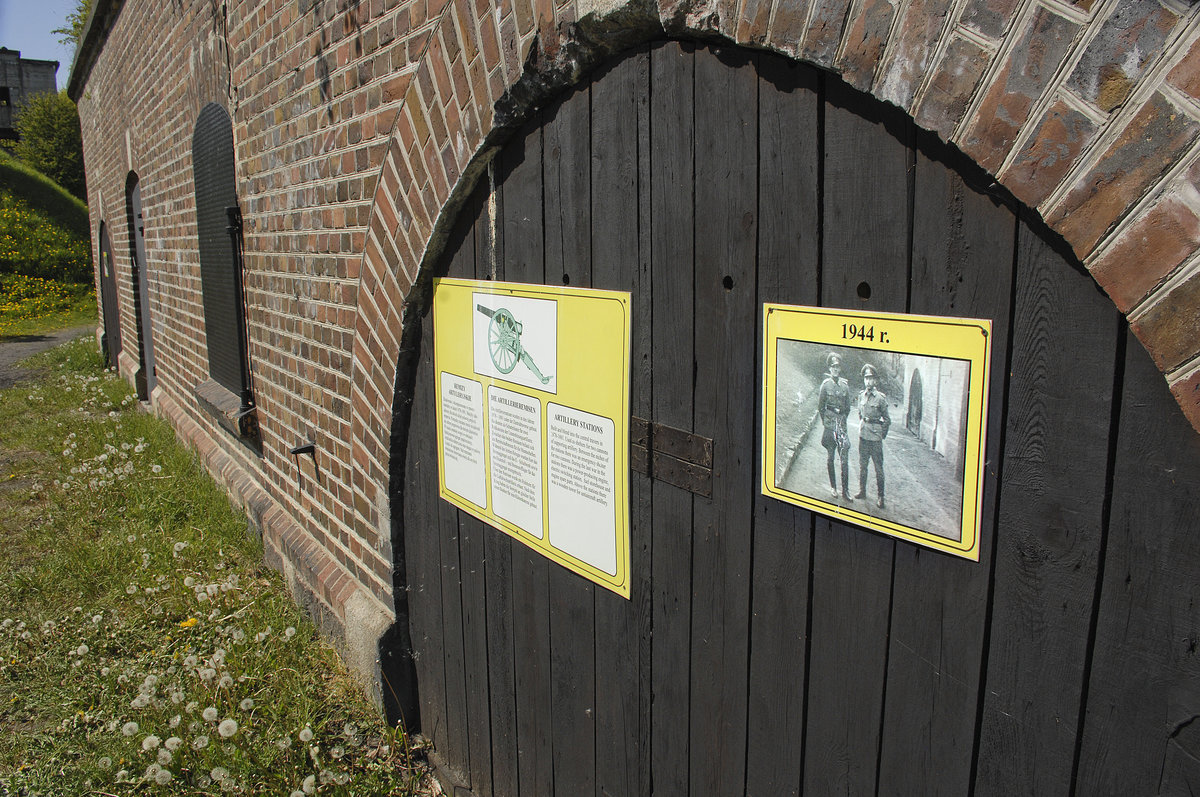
left=762, top=304, right=991, bottom=559
left=432, top=278, right=632, bottom=597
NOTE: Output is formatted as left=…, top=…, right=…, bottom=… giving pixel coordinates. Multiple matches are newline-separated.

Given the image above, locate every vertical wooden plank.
left=453, top=185, right=494, bottom=796
left=689, top=44, right=758, bottom=797
left=745, top=54, right=820, bottom=797
left=542, top=82, right=598, bottom=796
left=972, top=212, right=1118, bottom=796
left=483, top=158, right=519, bottom=797
left=404, top=303, right=449, bottom=759
left=803, top=76, right=909, bottom=796
left=876, top=151, right=1016, bottom=795
left=500, top=119, right=555, bottom=797
left=591, top=49, right=648, bottom=797
left=1074, top=338, right=1200, bottom=794
left=648, top=40, right=696, bottom=797
left=434, top=206, right=478, bottom=782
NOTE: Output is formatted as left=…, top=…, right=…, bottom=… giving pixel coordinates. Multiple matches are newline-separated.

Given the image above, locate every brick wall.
left=72, top=0, right=1200, bottom=705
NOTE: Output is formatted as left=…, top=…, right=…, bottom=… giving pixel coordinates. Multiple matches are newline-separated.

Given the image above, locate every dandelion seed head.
left=144, top=763, right=161, bottom=779
left=298, top=726, right=313, bottom=742
left=191, top=735, right=209, bottom=750
left=165, top=736, right=182, bottom=751
left=183, top=577, right=195, bottom=588
left=202, top=707, right=218, bottom=721
left=154, top=767, right=173, bottom=785
left=156, top=748, right=171, bottom=765
left=217, top=718, right=238, bottom=738
left=210, top=766, right=229, bottom=781
left=121, top=721, right=138, bottom=736
left=97, top=756, right=112, bottom=770
left=141, top=734, right=161, bottom=751
left=239, top=698, right=254, bottom=711
left=218, top=674, right=233, bottom=688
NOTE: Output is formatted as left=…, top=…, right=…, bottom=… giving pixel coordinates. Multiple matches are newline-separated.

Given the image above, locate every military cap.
left=826, top=352, right=842, bottom=369
left=861, top=363, right=877, bottom=379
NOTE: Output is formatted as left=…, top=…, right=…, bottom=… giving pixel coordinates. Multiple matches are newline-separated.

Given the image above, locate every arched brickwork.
left=348, top=0, right=1200, bottom=546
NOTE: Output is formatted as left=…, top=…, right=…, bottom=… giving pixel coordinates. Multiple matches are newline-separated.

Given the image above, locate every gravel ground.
left=0, top=326, right=95, bottom=389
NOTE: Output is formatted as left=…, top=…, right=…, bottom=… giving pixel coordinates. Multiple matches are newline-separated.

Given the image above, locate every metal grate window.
left=191, top=103, right=251, bottom=405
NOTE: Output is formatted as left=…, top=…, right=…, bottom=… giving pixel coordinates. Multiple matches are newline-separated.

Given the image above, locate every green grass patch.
left=0, top=339, right=430, bottom=795
left=0, top=150, right=89, bottom=240
left=0, top=274, right=96, bottom=337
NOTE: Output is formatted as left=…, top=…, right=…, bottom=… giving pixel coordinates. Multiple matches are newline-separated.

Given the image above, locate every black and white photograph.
left=772, top=339, right=972, bottom=542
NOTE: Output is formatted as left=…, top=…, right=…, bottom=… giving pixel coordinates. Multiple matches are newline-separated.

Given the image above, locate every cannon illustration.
left=477, top=304, right=552, bottom=385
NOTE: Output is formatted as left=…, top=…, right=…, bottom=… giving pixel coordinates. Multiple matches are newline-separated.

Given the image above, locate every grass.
left=0, top=338, right=431, bottom=795
left=0, top=150, right=89, bottom=240
left=0, top=274, right=96, bottom=337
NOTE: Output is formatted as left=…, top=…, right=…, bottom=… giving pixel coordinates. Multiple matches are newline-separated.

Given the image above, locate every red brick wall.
left=73, top=0, right=1200, bottom=698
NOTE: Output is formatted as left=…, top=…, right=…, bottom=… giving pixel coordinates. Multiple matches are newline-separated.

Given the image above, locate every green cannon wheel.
left=488, top=309, right=520, bottom=373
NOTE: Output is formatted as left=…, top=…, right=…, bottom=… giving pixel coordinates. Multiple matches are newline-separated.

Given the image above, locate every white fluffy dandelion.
left=141, top=734, right=161, bottom=751
left=165, top=736, right=182, bottom=751
left=202, top=706, right=218, bottom=722
left=97, top=756, right=112, bottom=770
left=154, top=768, right=173, bottom=785
left=156, top=748, right=172, bottom=765
left=121, top=721, right=139, bottom=736
left=217, top=718, right=238, bottom=738
left=191, top=735, right=209, bottom=750
left=298, top=726, right=313, bottom=742
left=301, top=774, right=316, bottom=794
left=239, top=698, right=254, bottom=711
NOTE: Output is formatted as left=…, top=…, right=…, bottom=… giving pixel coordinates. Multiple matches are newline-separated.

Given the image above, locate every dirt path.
left=0, top=326, right=95, bottom=389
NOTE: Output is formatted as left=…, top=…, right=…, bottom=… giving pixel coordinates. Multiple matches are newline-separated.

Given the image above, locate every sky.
left=0, top=0, right=80, bottom=90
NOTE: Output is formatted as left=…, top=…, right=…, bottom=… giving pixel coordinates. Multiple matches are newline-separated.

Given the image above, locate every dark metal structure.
left=394, top=42, right=1200, bottom=796
left=97, top=222, right=121, bottom=368
left=126, top=174, right=156, bottom=398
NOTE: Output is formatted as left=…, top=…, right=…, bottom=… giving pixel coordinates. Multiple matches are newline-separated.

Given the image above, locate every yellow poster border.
left=761, top=304, right=991, bottom=560
left=433, top=277, right=632, bottom=597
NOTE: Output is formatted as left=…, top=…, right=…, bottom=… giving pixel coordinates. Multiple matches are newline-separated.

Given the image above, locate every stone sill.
left=194, top=378, right=263, bottom=457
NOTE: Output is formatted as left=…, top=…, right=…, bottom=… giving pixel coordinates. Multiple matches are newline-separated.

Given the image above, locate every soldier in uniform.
left=855, top=363, right=891, bottom=509
left=817, top=352, right=853, bottom=501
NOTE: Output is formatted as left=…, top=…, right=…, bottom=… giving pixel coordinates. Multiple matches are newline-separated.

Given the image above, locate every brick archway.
left=345, top=2, right=1200, bottom=543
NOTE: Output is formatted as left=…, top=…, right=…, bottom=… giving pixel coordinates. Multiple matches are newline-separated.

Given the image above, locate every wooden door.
left=127, top=177, right=157, bottom=397
left=395, top=40, right=1200, bottom=796
left=97, top=222, right=121, bottom=367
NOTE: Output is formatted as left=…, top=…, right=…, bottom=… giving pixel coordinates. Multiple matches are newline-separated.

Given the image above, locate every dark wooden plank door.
left=393, top=38, right=1200, bottom=797
left=98, top=223, right=122, bottom=367
left=128, top=179, right=157, bottom=397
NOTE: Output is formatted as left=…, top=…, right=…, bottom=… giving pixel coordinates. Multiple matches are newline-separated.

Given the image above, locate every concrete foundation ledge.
left=152, top=390, right=398, bottom=713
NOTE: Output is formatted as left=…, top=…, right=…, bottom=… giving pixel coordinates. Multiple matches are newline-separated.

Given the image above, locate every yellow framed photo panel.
left=432, top=277, right=632, bottom=597
left=762, top=304, right=991, bottom=560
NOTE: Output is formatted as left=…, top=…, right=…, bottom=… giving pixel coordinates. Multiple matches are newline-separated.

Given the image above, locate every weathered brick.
left=736, top=0, right=772, bottom=46
left=834, top=0, right=898, bottom=92
left=1090, top=194, right=1200, bottom=313
left=1131, top=272, right=1200, bottom=371
left=958, top=0, right=1019, bottom=40
left=1049, top=91, right=1200, bottom=255
left=915, top=34, right=991, bottom=141
left=1002, top=98, right=1099, bottom=208
left=960, top=8, right=1079, bottom=174
left=1066, top=0, right=1179, bottom=112
left=765, top=0, right=812, bottom=54
left=876, top=0, right=953, bottom=110
left=802, top=0, right=851, bottom=68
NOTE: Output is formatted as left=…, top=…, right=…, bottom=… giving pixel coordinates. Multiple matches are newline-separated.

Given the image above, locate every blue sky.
left=0, top=0, right=80, bottom=90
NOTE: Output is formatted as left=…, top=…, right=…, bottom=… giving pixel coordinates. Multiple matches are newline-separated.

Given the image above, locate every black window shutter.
left=191, top=103, right=248, bottom=399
